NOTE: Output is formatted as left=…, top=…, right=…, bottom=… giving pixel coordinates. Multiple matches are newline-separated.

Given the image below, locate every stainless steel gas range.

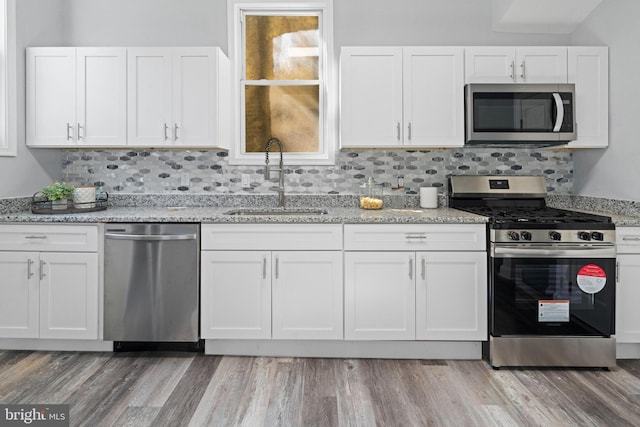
left=449, top=175, right=616, bottom=369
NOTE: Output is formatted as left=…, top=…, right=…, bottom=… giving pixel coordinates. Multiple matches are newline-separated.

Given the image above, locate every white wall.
left=0, top=0, right=64, bottom=198
left=571, top=0, right=640, bottom=201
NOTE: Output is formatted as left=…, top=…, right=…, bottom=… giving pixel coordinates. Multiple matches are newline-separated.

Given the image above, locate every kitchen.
left=2, top=0, right=640, bottom=425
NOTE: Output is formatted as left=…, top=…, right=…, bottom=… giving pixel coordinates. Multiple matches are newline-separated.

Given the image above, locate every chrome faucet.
left=264, top=137, right=285, bottom=207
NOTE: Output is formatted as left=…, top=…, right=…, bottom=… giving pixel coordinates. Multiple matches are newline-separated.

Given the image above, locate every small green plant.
left=40, top=181, right=76, bottom=201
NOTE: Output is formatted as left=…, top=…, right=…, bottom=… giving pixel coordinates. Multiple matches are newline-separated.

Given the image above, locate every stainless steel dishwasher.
left=104, top=223, right=200, bottom=347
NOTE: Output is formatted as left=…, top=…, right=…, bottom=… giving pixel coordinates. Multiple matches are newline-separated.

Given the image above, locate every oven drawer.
left=617, top=227, right=640, bottom=254
left=344, top=224, right=485, bottom=251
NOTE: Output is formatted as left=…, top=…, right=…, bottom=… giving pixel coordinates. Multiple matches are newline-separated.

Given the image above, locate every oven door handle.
left=492, top=244, right=616, bottom=259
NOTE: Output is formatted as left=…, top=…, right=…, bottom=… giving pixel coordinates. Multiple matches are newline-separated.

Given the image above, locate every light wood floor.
left=1, top=351, right=640, bottom=426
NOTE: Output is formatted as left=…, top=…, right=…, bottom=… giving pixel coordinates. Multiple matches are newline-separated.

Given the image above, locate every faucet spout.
left=264, top=137, right=285, bottom=207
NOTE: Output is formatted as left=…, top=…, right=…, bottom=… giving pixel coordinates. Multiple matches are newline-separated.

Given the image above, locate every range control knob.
left=520, top=231, right=532, bottom=241
left=591, top=231, right=604, bottom=241
left=507, top=231, right=520, bottom=241
left=549, top=231, right=562, bottom=241
left=578, top=231, right=591, bottom=241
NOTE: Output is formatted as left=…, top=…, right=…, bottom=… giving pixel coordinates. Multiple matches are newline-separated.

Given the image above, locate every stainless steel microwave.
left=465, top=83, right=576, bottom=146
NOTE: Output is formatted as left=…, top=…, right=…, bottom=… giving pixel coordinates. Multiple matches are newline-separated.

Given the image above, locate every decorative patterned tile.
left=61, top=148, right=573, bottom=195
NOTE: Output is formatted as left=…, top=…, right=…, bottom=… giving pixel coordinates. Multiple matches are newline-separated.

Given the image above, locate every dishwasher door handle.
left=104, top=233, right=197, bottom=241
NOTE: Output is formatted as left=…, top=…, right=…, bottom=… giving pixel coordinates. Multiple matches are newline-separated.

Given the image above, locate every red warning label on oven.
left=577, top=264, right=607, bottom=294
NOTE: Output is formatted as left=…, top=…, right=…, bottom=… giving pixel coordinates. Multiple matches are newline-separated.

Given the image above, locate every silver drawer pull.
left=405, top=234, right=427, bottom=240
left=25, top=235, right=47, bottom=239
left=622, top=236, right=640, bottom=241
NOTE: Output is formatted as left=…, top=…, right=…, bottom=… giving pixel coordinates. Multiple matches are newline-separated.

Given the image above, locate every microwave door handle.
left=552, top=93, right=564, bottom=132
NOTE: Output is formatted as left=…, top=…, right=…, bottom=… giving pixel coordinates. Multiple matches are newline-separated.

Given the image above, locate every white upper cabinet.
left=465, top=46, right=568, bottom=83
left=128, top=47, right=230, bottom=148
left=566, top=47, right=609, bottom=148
left=340, top=47, right=403, bottom=147
left=27, top=47, right=127, bottom=147
left=340, top=46, right=464, bottom=148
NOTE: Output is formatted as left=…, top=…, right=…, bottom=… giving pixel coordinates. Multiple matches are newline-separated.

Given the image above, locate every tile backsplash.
left=62, top=148, right=573, bottom=195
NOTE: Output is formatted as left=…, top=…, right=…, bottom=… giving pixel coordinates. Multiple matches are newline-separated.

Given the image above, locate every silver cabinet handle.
left=509, top=61, right=514, bottom=80
left=27, top=259, right=34, bottom=279
left=174, top=123, right=179, bottom=141
left=39, top=260, right=46, bottom=281
left=66, top=123, right=73, bottom=141
left=409, top=257, right=413, bottom=280
left=408, top=122, right=412, bottom=141
left=616, top=262, right=620, bottom=283
left=263, top=257, right=267, bottom=279
left=520, top=61, right=525, bottom=80
left=397, top=122, right=401, bottom=141
left=25, top=235, right=47, bottom=239
left=164, top=123, right=169, bottom=141
left=421, top=257, right=426, bottom=281
left=77, top=123, right=83, bottom=139
left=275, top=257, right=279, bottom=279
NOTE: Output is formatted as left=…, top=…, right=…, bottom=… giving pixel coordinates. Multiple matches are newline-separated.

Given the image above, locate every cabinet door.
left=201, top=251, right=271, bottom=339
left=567, top=47, right=609, bottom=148
left=127, top=48, right=172, bottom=146
left=38, top=252, right=99, bottom=340
left=172, top=47, right=219, bottom=146
left=340, top=47, right=403, bottom=147
left=415, top=252, right=487, bottom=341
left=344, top=252, right=415, bottom=340
left=404, top=47, right=464, bottom=147
left=272, top=251, right=343, bottom=340
left=26, top=47, right=76, bottom=147
left=465, top=47, right=516, bottom=83
left=616, top=255, right=640, bottom=343
left=516, top=47, right=567, bottom=83
left=76, top=48, right=127, bottom=147
left=0, top=252, right=39, bottom=338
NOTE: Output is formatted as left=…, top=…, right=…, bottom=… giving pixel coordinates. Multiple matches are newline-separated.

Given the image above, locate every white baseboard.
left=204, top=339, right=482, bottom=359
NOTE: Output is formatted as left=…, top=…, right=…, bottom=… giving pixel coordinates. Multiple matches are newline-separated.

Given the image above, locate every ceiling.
left=491, top=0, right=603, bottom=34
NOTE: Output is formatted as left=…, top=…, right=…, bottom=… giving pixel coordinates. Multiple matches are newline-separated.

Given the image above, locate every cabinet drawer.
left=344, top=224, right=485, bottom=251
left=617, top=227, right=640, bottom=254
left=0, top=224, right=99, bottom=252
left=202, top=224, right=343, bottom=250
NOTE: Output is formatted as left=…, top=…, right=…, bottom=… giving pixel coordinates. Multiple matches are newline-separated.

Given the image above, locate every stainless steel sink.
left=224, top=208, right=328, bottom=216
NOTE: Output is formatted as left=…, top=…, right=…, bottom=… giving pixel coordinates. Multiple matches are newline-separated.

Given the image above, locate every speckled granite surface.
left=2, top=193, right=640, bottom=225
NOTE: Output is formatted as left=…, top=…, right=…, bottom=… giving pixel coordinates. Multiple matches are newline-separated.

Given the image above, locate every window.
left=0, top=0, right=16, bottom=157
left=228, top=0, right=335, bottom=165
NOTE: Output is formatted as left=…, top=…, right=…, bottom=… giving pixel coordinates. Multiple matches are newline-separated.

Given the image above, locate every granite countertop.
left=0, top=205, right=488, bottom=224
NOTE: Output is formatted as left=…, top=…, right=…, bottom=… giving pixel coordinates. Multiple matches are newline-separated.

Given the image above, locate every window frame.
left=0, top=0, right=16, bottom=157
left=227, top=0, right=336, bottom=165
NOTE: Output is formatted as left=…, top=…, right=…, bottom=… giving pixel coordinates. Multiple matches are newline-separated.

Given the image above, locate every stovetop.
left=456, top=206, right=614, bottom=229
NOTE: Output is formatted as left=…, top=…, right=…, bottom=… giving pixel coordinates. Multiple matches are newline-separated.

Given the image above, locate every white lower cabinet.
left=344, top=252, right=416, bottom=340
left=0, top=225, right=99, bottom=340
left=616, top=228, right=640, bottom=344
left=200, top=224, right=343, bottom=340
left=344, top=224, right=487, bottom=341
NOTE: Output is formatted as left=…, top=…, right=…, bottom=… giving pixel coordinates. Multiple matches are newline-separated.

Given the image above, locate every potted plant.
left=40, top=181, right=76, bottom=209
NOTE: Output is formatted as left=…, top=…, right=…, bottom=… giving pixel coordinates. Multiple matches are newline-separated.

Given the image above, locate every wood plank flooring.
left=2, top=350, right=640, bottom=426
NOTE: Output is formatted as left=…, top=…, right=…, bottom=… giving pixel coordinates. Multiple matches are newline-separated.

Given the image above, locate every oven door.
left=490, top=243, right=616, bottom=337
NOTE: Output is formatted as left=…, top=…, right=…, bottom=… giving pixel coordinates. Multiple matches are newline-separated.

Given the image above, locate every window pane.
left=245, top=15, right=319, bottom=80
left=244, top=85, right=319, bottom=153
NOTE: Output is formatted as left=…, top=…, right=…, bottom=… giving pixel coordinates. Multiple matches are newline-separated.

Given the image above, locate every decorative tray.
left=31, top=192, right=109, bottom=214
